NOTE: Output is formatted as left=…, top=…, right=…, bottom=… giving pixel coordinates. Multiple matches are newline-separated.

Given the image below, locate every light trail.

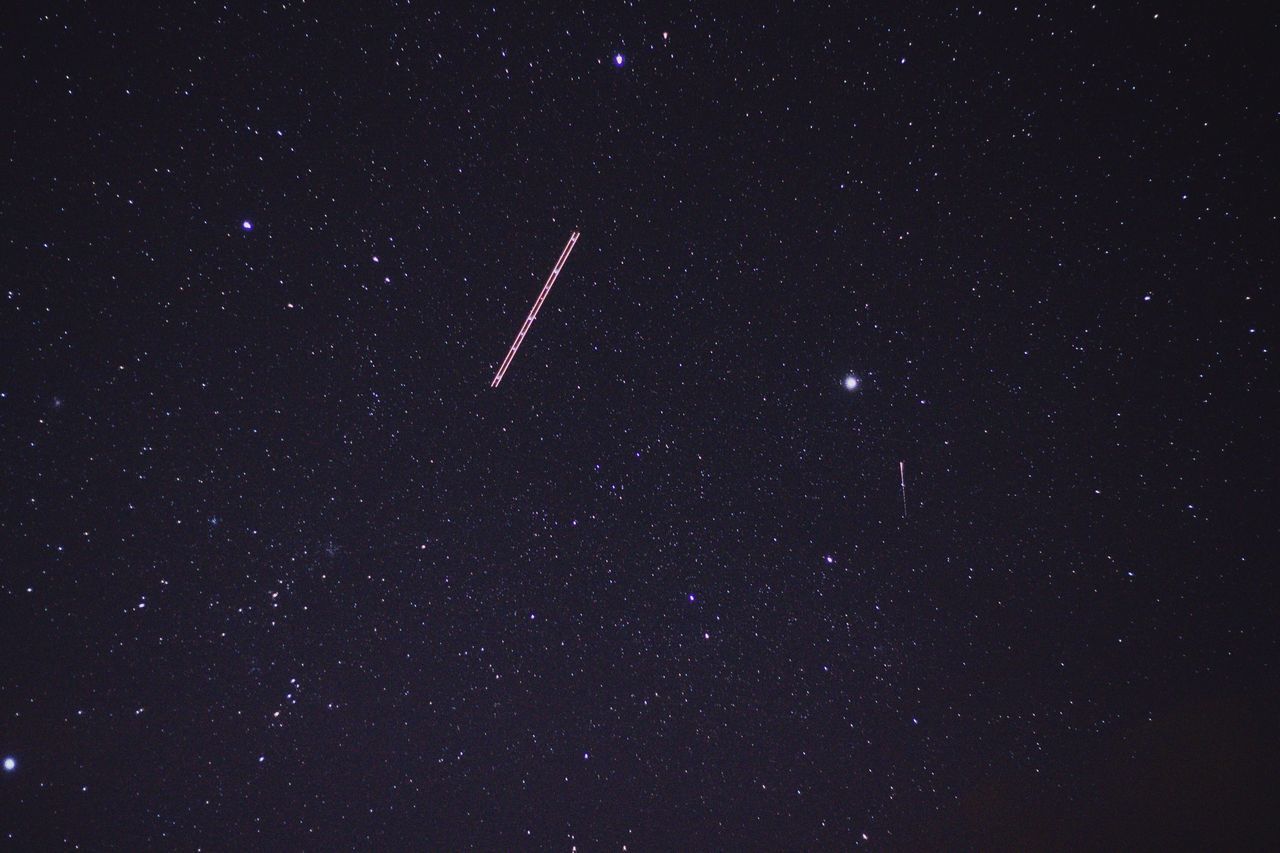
left=491, top=230, right=580, bottom=388
left=899, top=461, right=907, bottom=518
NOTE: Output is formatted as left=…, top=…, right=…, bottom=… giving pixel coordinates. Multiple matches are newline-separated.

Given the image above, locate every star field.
left=2, top=3, right=1276, bottom=849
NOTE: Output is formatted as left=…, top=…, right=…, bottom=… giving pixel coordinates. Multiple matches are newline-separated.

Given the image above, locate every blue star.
left=3, top=756, right=15, bottom=772
left=242, top=220, right=253, bottom=231
left=614, top=53, right=625, bottom=67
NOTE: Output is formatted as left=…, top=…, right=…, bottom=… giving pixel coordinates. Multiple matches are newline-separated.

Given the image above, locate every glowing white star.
left=3, top=757, right=15, bottom=772
left=843, top=375, right=859, bottom=391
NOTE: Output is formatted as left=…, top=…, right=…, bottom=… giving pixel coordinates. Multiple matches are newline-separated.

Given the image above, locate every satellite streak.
left=899, top=461, right=907, bottom=518
left=491, top=230, right=580, bottom=388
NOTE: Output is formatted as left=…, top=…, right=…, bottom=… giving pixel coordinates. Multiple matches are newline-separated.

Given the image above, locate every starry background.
left=2, top=2, right=1277, bottom=849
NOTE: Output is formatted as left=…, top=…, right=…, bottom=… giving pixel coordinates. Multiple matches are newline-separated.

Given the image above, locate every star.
left=241, top=220, right=253, bottom=231
left=614, top=53, right=625, bottom=67
left=843, top=375, right=859, bottom=391
left=3, top=756, right=15, bottom=772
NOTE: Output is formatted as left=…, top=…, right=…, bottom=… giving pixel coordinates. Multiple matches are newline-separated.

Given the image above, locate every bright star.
left=843, top=375, right=859, bottom=391
left=614, top=53, right=625, bottom=66
left=242, top=220, right=253, bottom=231
left=3, top=757, right=15, bottom=772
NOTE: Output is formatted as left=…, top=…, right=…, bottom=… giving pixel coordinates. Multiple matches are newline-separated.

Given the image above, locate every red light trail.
left=899, top=461, right=907, bottom=518
left=491, top=230, right=580, bottom=388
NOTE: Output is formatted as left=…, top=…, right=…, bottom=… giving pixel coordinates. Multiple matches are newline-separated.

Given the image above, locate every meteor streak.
left=491, top=230, right=580, bottom=388
left=899, top=461, right=907, bottom=518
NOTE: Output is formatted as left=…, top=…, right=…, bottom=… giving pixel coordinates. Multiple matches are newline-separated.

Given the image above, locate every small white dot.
left=242, top=220, right=253, bottom=230
left=3, top=757, right=15, bottom=772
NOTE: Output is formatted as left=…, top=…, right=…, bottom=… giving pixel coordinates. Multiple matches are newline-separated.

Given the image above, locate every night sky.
left=3, top=3, right=1277, bottom=849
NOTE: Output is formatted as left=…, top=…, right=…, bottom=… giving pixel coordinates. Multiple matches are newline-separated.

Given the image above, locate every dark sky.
left=2, top=2, right=1276, bottom=849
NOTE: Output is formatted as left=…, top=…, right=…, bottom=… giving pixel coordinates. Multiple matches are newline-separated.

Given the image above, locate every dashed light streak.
left=491, top=231, right=580, bottom=388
